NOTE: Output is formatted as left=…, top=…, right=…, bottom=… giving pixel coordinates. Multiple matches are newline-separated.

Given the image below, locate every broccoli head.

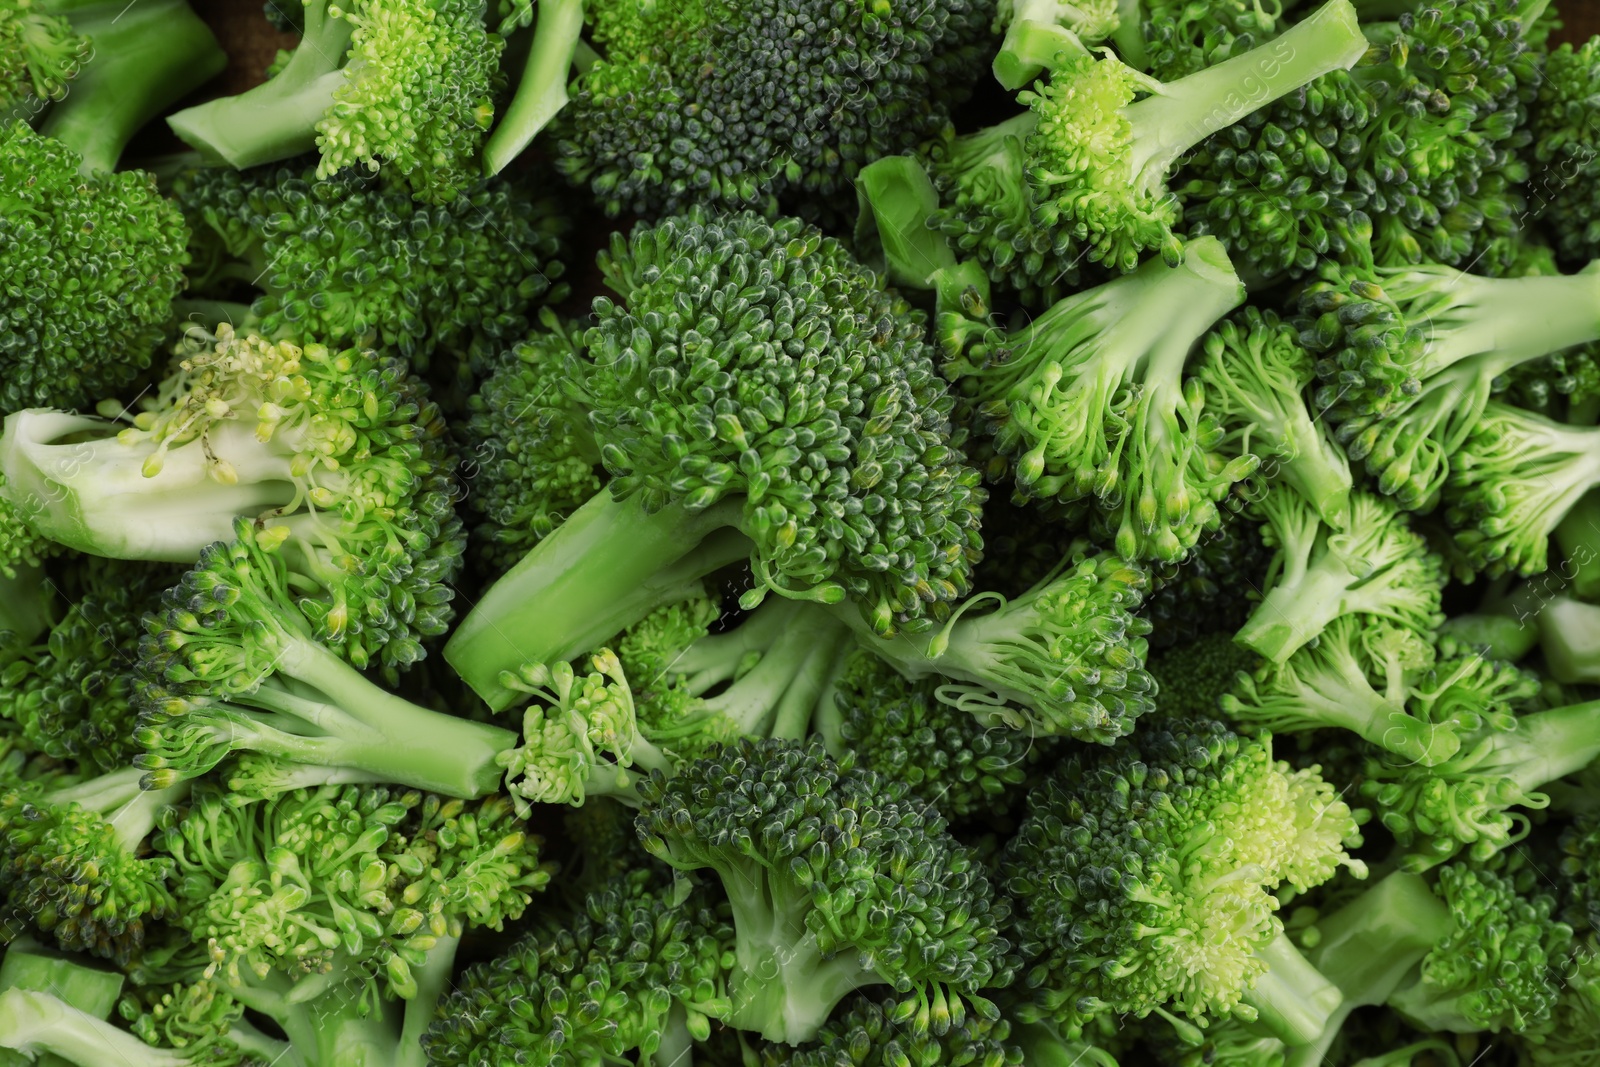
left=1002, top=715, right=1365, bottom=1043
left=0, top=0, right=87, bottom=113
left=0, top=121, right=188, bottom=412
left=637, top=738, right=1018, bottom=1044
left=556, top=0, right=994, bottom=219
left=446, top=209, right=987, bottom=711
left=173, top=159, right=569, bottom=392
left=1530, top=38, right=1600, bottom=265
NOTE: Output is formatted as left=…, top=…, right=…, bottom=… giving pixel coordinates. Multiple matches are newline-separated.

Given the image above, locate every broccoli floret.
left=1235, top=487, right=1445, bottom=665
left=1226, top=622, right=1538, bottom=766
left=2, top=326, right=465, bottom=675
left=459, top=312, right=599, bottom=574
left=0, top=767, right=186, bottom=961
left=636, top=738, right=1018, bottom=1044
left=172, top=160, right=569, bottom=392
left=1111, top=0, right=1285, bottom=80
left=0, top=0, right=87, bottom=113
left=0, top=122, right=189, bottom=413
left=1302, top=263, right=1600, bottom=511
left=1363, top=692, right=1600, bottom=869
left=425, top=868, right=734, bottom=1066
left=826, top=648, right=1055, bottom=820
left=1179, top=0, right=1547, bottom=284
left=768, top=992, right=1031, bottom=1066
left=923, top=0, right=1367, bottom=303
left=1530, top=38, right=1600, bottom=265
left=1521, top=946, right=1600, bottom=1067
left=939, top=237, right=1254, bottom=562
left=156, top=779, right=550, bottom=1014
left=167, top=0, right=532, bottom=203
left=0, top=985, right=275, bottom=1067
left=555, top=0, right=993, bottom=220
left=445, top=210, right=987, bottom=711
left=843, top=544, right=1156, bottom=743
left=1002, top=714, right=1365, bottom=1043
left=1147, top=630, right=1261, bottom=719
left=1196, top=307, right=1352, bottom=528
left=0, top=557, right=178, bottom=771
left=1445, top=402, right=1600, bottom=578
left=117, top=980, right=291, bottom=1067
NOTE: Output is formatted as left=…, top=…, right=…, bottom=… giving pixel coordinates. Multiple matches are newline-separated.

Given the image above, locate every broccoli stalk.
left=992, top=0, right=1120, bottom=89
left=1235, top=488, right=1444, bottom=664
left=167, top=0, right=350, bottom=169
left=445, top=490, right=754, bottom=711
left=1540, top=595, right=1600, bottom=684
left=482, top=0, right=583, bottom=175
left=0, top=987, right=229, bottom=1067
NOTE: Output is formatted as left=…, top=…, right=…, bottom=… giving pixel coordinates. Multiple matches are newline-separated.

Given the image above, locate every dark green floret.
left=0, top=122, right=189, bottom=413
left=636, top=738, right=1019, bottom=1045
left=555, top=0, right=995, bottom=219
left=446, top=209, right=987, bottom=711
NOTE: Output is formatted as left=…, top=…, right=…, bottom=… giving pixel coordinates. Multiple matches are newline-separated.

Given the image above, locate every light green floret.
left=1235, top=487, right=1445, bottom=665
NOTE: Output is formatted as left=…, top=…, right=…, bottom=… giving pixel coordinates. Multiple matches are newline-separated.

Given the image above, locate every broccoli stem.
left=1492, top=700, right=1600, bottom=795
left=1406, top=268, right=1600, bottom=382
left=445, top=489, right=751, bottom=711
left=43, top=768, right=187, bottom=854
left=0, top=941, right=125, bottom=1019
left=1541, top=596, right=1600, bottom=685
left=165, top=0, right=352, bottom=169
left=1438, top=613, right=1538, bottom=662
left=1235, top=550, right=1360, bottom=665
left=483, top=0, right=584, bottom=175
left=395, top=936, right=461, bottom=1067
left=0, top=563, right=54, bottom=645
left=1239, top=930, right=1343, bottom=1046
left=231, top=633, right=519, bottom=797
left=1110, top=0, right=1148, bottom=69
left=39, top=0, right=225, bottom=175
left=855, top=155, right=992, bottom=312
left=0, top=987, right=190, bottom=1067
left=718, top=855, right=883, bottom=1044
left=1014, top=1022, right=1121, bottom=1066
left=1123, top=0, right=1366, bottom=194
left=992, top=1, right=1094, bottom=90
left=1284, top=873, right=1453, bottom=1067
left=1555, top=491, right=1600, bottom=599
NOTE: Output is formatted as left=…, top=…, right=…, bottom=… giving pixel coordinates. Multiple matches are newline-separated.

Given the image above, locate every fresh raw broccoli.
left=1142, top=508, right=1271, bottom=650
left=635, top=738, right=1018, bottom=1044
left=0, top=557, right=178, bottom=771
left=172, top=160, right=569, bottom=392
left=1195, top=307, right=1352, bottom=528
left=824, top=648, right=1056, bottom=820
left=2, top=326, right=465, bottom=675
left=1234, top=487, right=1445, bottom=665
left=0, top=0, right=87, bottom=115
left=1530, top=38, right=1600, bottom=265
left=1001, top=714, right=1365, bottom=1043
left=0, top=122, right=189, bottom=413
left=1109, top=0, right=1285, bottom=80
left=554, top=0, right=994, bottom=219
left=423, top=867, right=734, bottom=1067
left=0, top=985, right=281, bottom=1067
left=117, top=980, right=293, bottom=1067
left=921, top=0, right=1367, bottom=303
left=5, top=0, right=222, bottom=175
left=1539, top=595, right=1600, bottom=685
left=459, top=312, right=599, bottom=574
left=0, top=767, right=187, bottom=961
left=938, top=236, right=1255, bottom=562
left=1180, top=0, right=1549, bottom=284
left=842, top=543, right=1157, bottom=743
left=1362, top=690, right=1600, bottom=869
left=1520, top=946, right=1600, bottom=1067
left=445, top=209, right=987, bottom=711
left=1445, top=402, right=1600, bottom=577
left=1225, top=623, right=1539, bottom=765
left=1286, top=865, right=1572, bottom=1067
left=1302, top=262, right=1600, bottom=511
left=155, top=779, right=550, bottom=1021
left=166, top=0, right=534, bottom=203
